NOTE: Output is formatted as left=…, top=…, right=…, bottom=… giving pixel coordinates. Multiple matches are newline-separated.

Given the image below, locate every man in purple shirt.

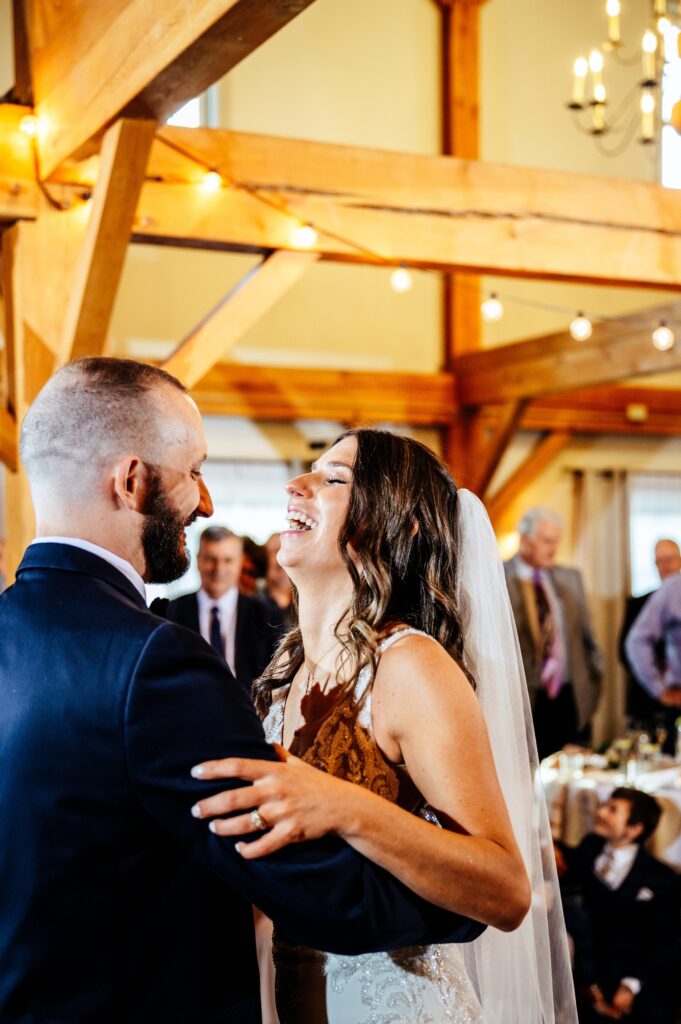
left=625, top=572, right=681, bottom=720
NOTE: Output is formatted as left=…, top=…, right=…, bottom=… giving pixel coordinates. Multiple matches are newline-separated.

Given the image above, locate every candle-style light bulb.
left=572, top=57, right=588, bottom=106
left=642, top=30, right=657, bottom=83
left=641, top=90, right=655, bottom=142
left=606, top=0, right=621, bottom=44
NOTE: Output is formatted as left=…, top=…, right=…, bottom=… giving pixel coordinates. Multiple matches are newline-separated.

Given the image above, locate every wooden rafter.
left=162, top=250, right=319, bottom=388
left=470, top=399, right=528, bottom=496
left=184, top=364, right=681, bottom=439
left=7, top=127, right=669, bottom=288
left=23, top=0, right=317, bottom=177
left=59, top=118, right=155, bottom=366
left=524, top=385, right=681, bottom=436
left=486, top=431, right=572, bottom=526
left=456, top=301, right=681, bottom=405
left=187, top=364, right=458, bottom=425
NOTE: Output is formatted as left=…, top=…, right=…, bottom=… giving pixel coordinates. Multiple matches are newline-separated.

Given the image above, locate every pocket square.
left=635, top=887, right=654, bottom=901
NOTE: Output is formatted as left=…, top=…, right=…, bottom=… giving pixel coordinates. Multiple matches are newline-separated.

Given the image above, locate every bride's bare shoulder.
left=374, top=630, right=473, bottom=702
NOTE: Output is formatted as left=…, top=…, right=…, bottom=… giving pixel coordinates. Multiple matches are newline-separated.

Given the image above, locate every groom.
left=0, top=358, right=484, bottom=1024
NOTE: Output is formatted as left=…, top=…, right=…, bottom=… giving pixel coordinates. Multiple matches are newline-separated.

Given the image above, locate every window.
left=661, top=19, right=681, bottom=190
left=627, top=473, right=681, bottom=595
left=165, top=86, right=219, bottom=129
left=146, top=460, right=293, bottom=602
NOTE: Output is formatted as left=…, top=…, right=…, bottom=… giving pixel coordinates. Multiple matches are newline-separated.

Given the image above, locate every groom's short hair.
left=21, top=357, right=187, bottom=484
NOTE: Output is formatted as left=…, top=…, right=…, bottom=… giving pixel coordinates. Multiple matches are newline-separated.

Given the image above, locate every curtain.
left=571, top=469, right=629, bottom=748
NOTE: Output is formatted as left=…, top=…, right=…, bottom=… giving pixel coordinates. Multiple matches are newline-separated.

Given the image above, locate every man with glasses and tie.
left=504, top=507, right=603, bottom=759
left=166, top=526, right=282, bottom=693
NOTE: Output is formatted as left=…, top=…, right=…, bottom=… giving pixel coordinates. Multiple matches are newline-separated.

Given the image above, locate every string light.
left=652, top=321, right=675, bottom=350
left=481, top=293, right=504, bottom=322
left=154, top=135, right=676, bottom=337
left=292, top=223, right=318, bottom=248
left=199, top=170, right=222, bottom=193
left=19, top=115, right=39, bottom=138
left=569, top=312, right=593, bottom=341
left=390, top=266, right=413, bottom=293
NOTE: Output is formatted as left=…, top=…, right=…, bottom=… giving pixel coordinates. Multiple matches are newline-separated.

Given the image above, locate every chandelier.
left=567, top=1, right=681, bottom=155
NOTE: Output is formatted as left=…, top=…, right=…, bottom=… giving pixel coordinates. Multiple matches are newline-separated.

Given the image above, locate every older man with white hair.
left=504, top=506, right=603, bottom=759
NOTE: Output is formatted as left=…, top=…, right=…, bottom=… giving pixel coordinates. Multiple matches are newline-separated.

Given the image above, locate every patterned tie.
left=533, top=569, right=563, bottom=698
left=596, top=845, right=616, bottom=887
left=209, top=605, right=224, bottom=658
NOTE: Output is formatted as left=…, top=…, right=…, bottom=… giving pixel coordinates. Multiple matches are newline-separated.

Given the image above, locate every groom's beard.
left=141, top=465, right=194, bottom=584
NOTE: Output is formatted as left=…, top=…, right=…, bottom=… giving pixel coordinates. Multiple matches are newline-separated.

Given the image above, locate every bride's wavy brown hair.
left=252, top=428, right=472, bottom=717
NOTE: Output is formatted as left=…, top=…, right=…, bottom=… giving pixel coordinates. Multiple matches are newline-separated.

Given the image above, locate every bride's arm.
left=192, top=637, right=531, bottom=932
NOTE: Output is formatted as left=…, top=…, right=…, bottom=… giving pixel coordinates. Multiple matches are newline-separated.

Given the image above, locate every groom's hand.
left=190, top=745, right=371, bottom=859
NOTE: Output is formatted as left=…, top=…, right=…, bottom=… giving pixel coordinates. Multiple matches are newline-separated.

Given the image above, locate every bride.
left=192, top=429, right=576, bottom=1023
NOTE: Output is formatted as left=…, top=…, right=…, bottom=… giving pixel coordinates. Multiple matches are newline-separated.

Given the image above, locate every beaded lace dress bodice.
left=261, top=629, right=483, bottom=1024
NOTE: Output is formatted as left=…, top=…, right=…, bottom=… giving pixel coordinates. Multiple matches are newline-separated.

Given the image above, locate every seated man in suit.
left=166, top=526, right=282, bottom=691
left=619, top=539, right=681, bottom=746
left=504, top=506, right=603, bottom=759
left=0, top=357, right=486, bottom=1024
left=559, top=788, right=680, bottom=1024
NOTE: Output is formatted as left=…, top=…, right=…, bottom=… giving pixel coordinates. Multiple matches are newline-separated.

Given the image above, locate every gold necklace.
left=303, top=641, right=340, bottom=695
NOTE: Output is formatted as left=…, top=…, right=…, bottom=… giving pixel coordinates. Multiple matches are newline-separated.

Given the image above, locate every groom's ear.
left=112, top=456, right=147, bottom=512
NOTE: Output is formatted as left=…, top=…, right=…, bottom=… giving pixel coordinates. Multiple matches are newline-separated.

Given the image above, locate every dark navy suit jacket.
left=0, top=544, right=484, bottom=1024
left=564, top=834, right=681, bottom=1014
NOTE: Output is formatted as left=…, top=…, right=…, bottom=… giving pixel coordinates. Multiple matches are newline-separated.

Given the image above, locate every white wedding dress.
left=260, top=628, right=484, bottom=1024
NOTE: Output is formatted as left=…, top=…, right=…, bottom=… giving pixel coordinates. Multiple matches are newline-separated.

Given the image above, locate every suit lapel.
left=234, top=594, right=248, bottom=681
left=616, top=847, right=647, bottom=900
left=187, top=593, right=200, bottom=634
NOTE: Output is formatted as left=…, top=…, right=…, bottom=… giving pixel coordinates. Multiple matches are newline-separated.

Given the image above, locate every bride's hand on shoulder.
left=189, top=745, right=376, bottom=859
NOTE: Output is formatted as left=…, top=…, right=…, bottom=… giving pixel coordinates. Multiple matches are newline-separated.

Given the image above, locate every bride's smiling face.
left=278, top=435, right=356, bottom=578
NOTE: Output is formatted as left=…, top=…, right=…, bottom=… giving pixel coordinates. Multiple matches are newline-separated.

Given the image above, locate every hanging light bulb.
left=390, top=266, right=413, bottom=293
left=19, top=114, right=39, bottom=138
left=569, top=312, right=593, bottom=341
left=199, top=170, right=222, bottom=193
left=652, top=321, right=675, bottom=350
left=292, top=223, right=318, bottom=248
left=481, top=293, right=504, bottom=322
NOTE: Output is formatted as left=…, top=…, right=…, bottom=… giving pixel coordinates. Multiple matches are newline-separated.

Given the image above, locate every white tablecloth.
left=542, top=762, right=681, bottom=869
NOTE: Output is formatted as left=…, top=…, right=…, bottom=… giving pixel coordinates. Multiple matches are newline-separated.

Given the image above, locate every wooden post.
left=435, top=0, right=487, bottom=485
left=2, top=224, right=55, bottom=581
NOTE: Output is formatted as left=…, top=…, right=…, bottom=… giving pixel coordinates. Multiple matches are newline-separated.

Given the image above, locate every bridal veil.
left=456, top=490, right=577, bottom=1024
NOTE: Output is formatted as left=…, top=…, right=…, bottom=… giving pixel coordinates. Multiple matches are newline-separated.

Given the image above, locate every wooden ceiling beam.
left=522, top=385, right=681, bottom=436
left=183, top=364, right=681, bottom=437
left=456, top=301, right=681, bottom=405
left=24, top=0, right=317, bottom=178
left=162, top=250, right=318, bottom=388
left=188, top=364, right=458, bottom=425
left=59, top=118, right=155, bottom=366
left=45, top=127, right=681, bottom=288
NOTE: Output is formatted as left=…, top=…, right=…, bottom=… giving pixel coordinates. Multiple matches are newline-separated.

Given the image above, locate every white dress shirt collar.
left=31, top=536, right=146, bottom=599
left=515, top=555, right=544, bottom=581
left=595, top=842, right=639, bottom=890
